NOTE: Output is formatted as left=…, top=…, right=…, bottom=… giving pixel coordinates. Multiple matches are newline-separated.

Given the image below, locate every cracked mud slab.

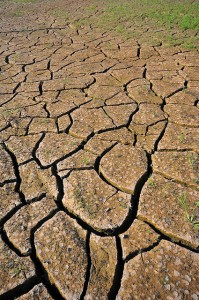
left=0, top=236, right=36, bottom=297
left=19, top=161, right=57, bottom=200
left=158, top=123, right=199, bottom=152
left=69, top=107, right=114, bottom=139
left=85, top=235, right=117, bottom=300
left=5, top=196, right=57, bottom=255
left=36, top=132, right=82, bottom=167
left=0, top=183, right=21, bottom=223
left=57, top=150, right=98, bottom=177
left=0, top=0, right=198, bottom=298
left=117, top=240, right=199, bottom=300
left=0, top=144, right=16, bottom=184
left=63, top=169, right=131, bottom=231
left=18, top=283, right=53, bottom=300
left=152, top=151, right=199, bottom=188
left=99, top=144, right=148, bottom=194
left=120, top=219, right=160, bottom=260
left=85, top=128, right=134, bottom=155
left=35, top=211, right=87, bottom=300
left=138, top=174, right=199, bottom=248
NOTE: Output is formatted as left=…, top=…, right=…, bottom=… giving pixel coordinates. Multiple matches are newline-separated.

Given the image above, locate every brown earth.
left=0, top=0, right=198, bottom=299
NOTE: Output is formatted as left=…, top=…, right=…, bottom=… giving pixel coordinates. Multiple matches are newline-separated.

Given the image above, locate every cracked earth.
left=0, top=0, right=199, bottom=299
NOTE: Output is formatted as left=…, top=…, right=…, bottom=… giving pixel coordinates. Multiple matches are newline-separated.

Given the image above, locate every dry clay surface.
left=0, top=0, right=199, bottom=299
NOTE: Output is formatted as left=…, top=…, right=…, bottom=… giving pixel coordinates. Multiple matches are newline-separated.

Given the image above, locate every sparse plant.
left=178, top=132, right=185, bottom=143
left=187, top=153, right=198, bottom=169
left=148, top=177, right=156, bottom=188
left=82, top=155, right=89, bottom=165
left=74, top=184, right=97, bottom=218
left=178, top=192, right=199, bottom=230
left=12, top=265, right=24, bottom=277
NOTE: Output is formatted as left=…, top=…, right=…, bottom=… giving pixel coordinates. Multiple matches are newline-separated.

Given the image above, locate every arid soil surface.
left=0, top=0, right=199, bottom=299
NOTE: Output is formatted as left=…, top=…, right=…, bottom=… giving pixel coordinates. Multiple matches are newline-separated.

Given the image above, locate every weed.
left=178, top=192, right=189, bottom=220
left=82, top=155, right=89, bottom=165
left=85, top=5, right=97, bottom=13
left=178, top=132, right=185, bottom=143
left=10, top=10, right=24, bottom=17
left=73, top=18, right=90, bottom=29
left=93, top=0, right=199, bottom=48
left=119, top=201, right=127, bottom=209
left=178, top=192, right=199, bottom=230
left=195, top=177, right=199, bottom=184
left=12, top=265, right=24, bottom=277
left=51, top=9, right=69, bottom=19
left=187, top=153, right=198, bottom=169
left=74, top=184, right=97, bottom=218
left=148, top=177, right=156, bottom=188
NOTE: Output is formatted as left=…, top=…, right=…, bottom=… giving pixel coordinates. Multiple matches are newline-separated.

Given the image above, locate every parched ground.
left=0, top=0, right=199, bottom=299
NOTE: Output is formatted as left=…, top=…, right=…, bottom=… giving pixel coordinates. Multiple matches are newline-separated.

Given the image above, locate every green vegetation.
left=12, top=265, right=24, bottom=277
left=178, top=132, right=185, bottom=143
left=178, top=192, right=199, bottom=230
left=10, top=10, right=25, bottom=17
left=82, top=155, right=90, bottom=165
left=80, top=0, right=199, bottom=48
left=74, top=185, right=97, bottom=218
left=187, top=153, right=198, bottom=169
left=96, top=0, right=199, bottom=30
left=51, top=9, right=69, bottom=19
left=148, top=177, right=156, bottom=188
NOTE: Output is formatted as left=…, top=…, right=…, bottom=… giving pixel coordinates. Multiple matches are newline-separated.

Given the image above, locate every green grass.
left=178, top=192, right=199, bottom=230
left=178, top=132, right=185, bottom=143
left=51, top=9, right=69, bottom=19
left=187, top=153, right=198, bottom=169
left=97, top=0, right=199, bottom=30
left=82, top=0, right=199, bottom=48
